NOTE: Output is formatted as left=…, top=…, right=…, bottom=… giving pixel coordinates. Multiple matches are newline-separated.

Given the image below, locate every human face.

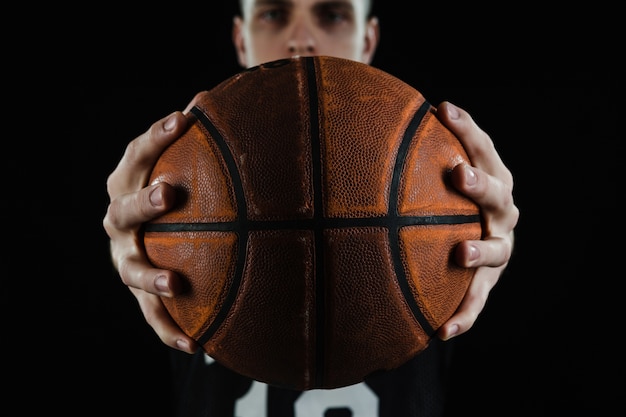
left=233, top=0, right=379, bottom=68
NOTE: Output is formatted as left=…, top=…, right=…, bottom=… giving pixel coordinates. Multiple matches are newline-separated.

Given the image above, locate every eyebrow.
left=252, top=0, right=291, bottom=7
left=252, top=0, right=354, bottom=8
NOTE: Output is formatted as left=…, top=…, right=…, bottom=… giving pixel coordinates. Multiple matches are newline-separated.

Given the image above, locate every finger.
left=436, top=101, right=512, bottom=184
left=436, top=266, right=500, bottom=341
left=106, top=111, right=190, bottom=196
left=104, top=182, right=177, bottom=232
left=450, top=163, right=515, bottom=216
left=455, top=236, right=512, bottom=269
left=116, top=251, right=181, bottom=297
left=132, top=288, right=199, bottom=354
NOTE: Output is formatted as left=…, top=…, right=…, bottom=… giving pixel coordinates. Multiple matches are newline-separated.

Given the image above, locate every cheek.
left=318, top=38, right=362, bottom=61
left=246, top=38, right=287, bottom=65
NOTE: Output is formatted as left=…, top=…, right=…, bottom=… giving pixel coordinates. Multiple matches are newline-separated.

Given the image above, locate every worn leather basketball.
left=143, top=56, right=482, bottom=390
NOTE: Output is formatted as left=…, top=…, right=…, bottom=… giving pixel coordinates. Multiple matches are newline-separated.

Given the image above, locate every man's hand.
left=434, top=101, right=519, bottom=340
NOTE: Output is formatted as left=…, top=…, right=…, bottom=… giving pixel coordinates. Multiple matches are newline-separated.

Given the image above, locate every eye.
left=320, top=10, right=346, bottom=23
left=258, top=6, right=289, bottom=25
left=316, top=3, right=354, bottom=28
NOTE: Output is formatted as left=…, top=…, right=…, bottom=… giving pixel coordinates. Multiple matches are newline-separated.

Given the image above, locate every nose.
left=286, top=17, right=316, bottom=56
left=288, top=43, right=315, bottom=55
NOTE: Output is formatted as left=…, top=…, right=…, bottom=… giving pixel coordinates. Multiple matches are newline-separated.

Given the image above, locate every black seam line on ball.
left=190, top=105, right=248, bottom=347
left=389, top=100, right=436, bottom=337
left=143, top=214, right=481, bottom=233
left=306, top=56, right=326, bottom=389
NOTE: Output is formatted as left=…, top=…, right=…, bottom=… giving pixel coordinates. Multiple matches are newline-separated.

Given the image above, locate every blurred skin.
left=103, top=0, right=518, bottom=354
left=233, top=0, right=378, bottom=67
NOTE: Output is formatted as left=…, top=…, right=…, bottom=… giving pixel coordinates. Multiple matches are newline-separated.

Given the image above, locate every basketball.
left=143, top=56, right=482, bottom=390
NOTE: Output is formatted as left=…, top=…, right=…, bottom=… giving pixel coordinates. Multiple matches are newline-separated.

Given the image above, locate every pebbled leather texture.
left=144, top=56, right=481, bottom=390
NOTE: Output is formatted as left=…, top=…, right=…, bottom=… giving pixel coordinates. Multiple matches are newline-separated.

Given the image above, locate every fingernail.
left=176, top=339, right=190, bottom=351
left=149, top=184, right=164, bottom=207
left=164, top=114, right=177, bottom=131
left=155, top=275, right=169, bottom=293
left=447, top=324, right=459, bottom=339
left=447, top=103, right=460, bottom=120
left=468, top=244, right=479, bottom=261
left=464, top=164, right=477, bottom=186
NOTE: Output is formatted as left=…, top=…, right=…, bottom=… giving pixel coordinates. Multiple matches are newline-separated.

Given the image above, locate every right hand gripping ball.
left=143, top=56, right=482, bottom=390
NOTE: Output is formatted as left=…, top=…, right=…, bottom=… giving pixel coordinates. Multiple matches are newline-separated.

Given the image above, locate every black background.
left=8, top=2, right=623, bottom=415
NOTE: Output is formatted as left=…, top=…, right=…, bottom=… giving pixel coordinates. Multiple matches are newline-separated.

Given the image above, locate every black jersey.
left=168, top=338, right=455, bottom=417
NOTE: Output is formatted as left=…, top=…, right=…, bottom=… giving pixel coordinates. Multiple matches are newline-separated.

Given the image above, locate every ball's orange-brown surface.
left=144, top=56, right=482, bottom=390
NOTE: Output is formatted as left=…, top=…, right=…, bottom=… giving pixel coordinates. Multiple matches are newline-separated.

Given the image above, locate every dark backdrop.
left=12, top=2, right=622, bottom=416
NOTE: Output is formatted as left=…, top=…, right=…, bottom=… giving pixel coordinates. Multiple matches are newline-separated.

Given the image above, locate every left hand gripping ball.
left=143, top=56, right=482, bottom=390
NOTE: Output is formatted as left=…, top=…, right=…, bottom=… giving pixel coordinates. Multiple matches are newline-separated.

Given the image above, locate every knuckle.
left=102, top=204, right=120, bottom=231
